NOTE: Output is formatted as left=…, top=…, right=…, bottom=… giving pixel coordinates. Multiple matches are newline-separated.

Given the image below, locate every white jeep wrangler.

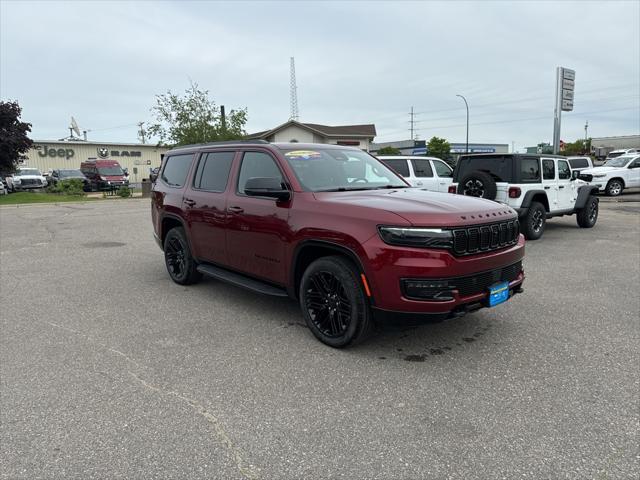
left=449, top=154, right=599, bottom=240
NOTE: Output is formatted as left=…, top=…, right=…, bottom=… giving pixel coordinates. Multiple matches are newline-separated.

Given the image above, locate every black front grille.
left=453, top=220, right=519, bottom=255
left=450, top=261, right=522, bottom=296
left=21, top=179, right=42, bottom=186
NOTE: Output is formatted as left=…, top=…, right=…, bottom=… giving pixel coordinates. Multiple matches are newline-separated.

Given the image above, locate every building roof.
left=33, top=139, right=168, bottom=148
left=247, top=120, right=377, bottom=139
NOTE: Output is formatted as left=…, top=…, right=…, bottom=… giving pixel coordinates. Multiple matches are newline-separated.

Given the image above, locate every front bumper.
left=361, top=233, right=526, bottom=314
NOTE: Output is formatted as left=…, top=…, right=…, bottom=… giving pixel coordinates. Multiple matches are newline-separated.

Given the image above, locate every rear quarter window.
left=380, top=159, right=410, bottom=177
left=161, top=154, right=194, bottom=187
left=568, top=158, right=589, bottom=169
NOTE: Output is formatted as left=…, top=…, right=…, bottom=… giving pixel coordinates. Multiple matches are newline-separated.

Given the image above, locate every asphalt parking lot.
left=1, top=197, right=638, bottom=479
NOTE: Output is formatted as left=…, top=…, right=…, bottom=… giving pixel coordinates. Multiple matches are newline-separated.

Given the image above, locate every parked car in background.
left=449, top=153, right=599, bottom=240
left=0, top=180, right=7, bottom=195
left=152, top=142, right=525, bottom=347
left=605, top=148, right=640, bottom=161
left=377, top=155, right=453, bottom=192
left=581, top=154, right=640, bottom=196
left=50, top=169, right=90, bottom=190
left=80, top=159, right=129, bottom=191
left=566, top=156, right=593, bottom=172
left=5, top=168, right=48, bottom=192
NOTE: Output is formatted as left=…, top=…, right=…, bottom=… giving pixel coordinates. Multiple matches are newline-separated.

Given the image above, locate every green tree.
left=561, top=138, right=591, bottom=156
left=148, top=82, right=247, bottom=146
left=0, top=101, right=33, bottom=174
left=426, top=136, right=451, bottom=160
left=376, top=146, right=401, bottom=156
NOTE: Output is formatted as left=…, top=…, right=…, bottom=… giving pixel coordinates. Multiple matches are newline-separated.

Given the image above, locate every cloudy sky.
left=1, top=0, right=638, bottom=150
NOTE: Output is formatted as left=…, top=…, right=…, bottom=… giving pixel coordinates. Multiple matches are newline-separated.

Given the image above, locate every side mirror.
left=244, top=177, right=290, bottom=201
left=149, top=173, right=158, bottom=183
left=571, top=170, right=579, bottom=180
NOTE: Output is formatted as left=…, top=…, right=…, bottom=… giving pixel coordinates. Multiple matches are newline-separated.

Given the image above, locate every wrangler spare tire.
left=457, top=171, right=497, bottom=200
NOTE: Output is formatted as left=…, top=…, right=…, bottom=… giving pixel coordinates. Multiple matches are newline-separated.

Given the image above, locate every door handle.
left=544, top=186, right=551, bottom=190
left=228, top=206, right=244, bottom=214
left=559, top=185, right=565, bottom=189
left=184, top=198, right=196, bottom=206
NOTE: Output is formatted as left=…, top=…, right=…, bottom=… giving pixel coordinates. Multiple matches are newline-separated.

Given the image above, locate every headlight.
left=591, top=173, right=607, bottom=178
left=378, top=226, right=453, bottom=248
left=13, top=178, right=21, bottom=183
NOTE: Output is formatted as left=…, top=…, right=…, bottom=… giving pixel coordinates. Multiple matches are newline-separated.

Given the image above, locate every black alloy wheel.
left=463, top=179, right=485, bottom=197
left=163, top=227, right=201, bottom=285
left=522, top=201, right=546, bottom=240
left=577, top=196, right=598, bottom=228
left=304, top=270, right=352, bottom=338
left=457, top=171, right=498, bottom=199
left=299, top=256, right=373, bottom=347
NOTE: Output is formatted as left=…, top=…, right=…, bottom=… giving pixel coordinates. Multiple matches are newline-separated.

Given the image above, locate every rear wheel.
left=164, top=227, right=201, bottom=285
left=299, top=256, right=373, bottom=348
left=522, top=201, right=546, bottom=240
left=577, top=195, right=598, bottom=228
left=605, top=179, right=623, bottom=196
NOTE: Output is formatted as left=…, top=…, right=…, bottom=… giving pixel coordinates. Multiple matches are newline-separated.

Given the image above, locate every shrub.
left=117, top=186, right=132, bottom=198
left=46, top=179, right=86, bottom=196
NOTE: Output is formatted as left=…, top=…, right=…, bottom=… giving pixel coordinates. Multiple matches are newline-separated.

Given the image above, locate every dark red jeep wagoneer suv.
left=151, top=141, right=525, bottom=347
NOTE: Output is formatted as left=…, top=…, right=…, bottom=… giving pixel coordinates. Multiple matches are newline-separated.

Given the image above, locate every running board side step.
left=196, top=264, right=288, bottom=297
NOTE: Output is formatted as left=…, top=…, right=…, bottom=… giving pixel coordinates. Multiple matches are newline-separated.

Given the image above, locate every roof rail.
left=173, top=139, right=269, bottom=150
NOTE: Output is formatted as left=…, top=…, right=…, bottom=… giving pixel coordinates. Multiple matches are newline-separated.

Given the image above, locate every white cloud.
left=1, top=0, right=638, bottom=148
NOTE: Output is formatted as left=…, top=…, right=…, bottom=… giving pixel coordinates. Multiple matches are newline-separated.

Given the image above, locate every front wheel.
left=163, top=227, right=201, bottom=285
left=522, top=201, right=546, bottom=240
left=299, top=256, right=373, bottom=348
left=577, top=195, right=598, bottom=228
left=605, top=179, right=623, bottom=196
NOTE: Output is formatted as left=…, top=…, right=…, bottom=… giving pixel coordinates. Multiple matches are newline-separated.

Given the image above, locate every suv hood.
left=314, top=188, right=516, bottom=227
left=15, top=175, right=45, bottom=180
left=582, top=166, right=621, bottom=175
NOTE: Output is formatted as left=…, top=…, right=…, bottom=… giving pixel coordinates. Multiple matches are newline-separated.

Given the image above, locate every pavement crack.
left=127, top=372, right=261, bottom=480
left=44, top=320, right=260, bottom=479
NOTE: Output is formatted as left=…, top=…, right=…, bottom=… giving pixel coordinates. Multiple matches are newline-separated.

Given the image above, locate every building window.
left=337, top=140, right=360, bottom=146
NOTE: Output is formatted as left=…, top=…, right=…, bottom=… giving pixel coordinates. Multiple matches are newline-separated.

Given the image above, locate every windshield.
left=16, top=169, right=41, bottom=176
left=278, top=147, right=408, bottom=192
left=97, top=166, right=124, bottom=176
left=603, top=156, right=633, bottom=168
left=59, top=169, right=84, bottom=178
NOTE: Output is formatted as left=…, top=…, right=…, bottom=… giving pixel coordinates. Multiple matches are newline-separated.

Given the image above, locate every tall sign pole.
left=553, top=67, right=575, bottom=154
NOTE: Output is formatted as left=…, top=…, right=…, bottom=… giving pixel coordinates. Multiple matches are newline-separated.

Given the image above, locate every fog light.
left=402, top=279, right=454, bottom=301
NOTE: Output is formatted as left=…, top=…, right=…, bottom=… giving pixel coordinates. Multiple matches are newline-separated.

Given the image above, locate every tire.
left=457, top=171, right=497, bottom=200
left=576, top=195, right=598, bottom=228
left=605, top=179, right=623, bottom=196
left=299, top=256, right=373, bottom=348
left=522, top=201, right=546, bottom=240
left=163, top=227, right=201, bottom=285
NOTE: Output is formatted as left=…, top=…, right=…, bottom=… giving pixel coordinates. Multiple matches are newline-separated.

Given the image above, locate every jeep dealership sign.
left=36, top=145, right=75, bottom=160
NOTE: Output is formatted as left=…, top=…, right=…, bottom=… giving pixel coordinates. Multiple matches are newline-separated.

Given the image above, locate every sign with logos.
left=98, top=147, right=142, bottom=159
left=560, top=67, right=575, bottom=112
left=36, top=145, right=75, bottom=160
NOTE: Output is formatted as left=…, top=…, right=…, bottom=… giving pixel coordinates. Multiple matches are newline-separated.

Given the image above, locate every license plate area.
left=488, top=281, right=509, bottom=307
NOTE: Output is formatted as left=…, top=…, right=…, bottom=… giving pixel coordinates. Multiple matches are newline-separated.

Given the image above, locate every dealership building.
left=370, top=139, right=509, bottom=157
left=21, top=140, right=169, bottom=181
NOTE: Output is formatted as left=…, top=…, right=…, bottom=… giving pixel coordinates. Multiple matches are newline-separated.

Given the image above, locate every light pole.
left=456, top=94, right=469, bottom=154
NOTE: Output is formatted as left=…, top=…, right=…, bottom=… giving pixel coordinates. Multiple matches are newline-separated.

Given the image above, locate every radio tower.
left=289, top=57, right=299, bottom=121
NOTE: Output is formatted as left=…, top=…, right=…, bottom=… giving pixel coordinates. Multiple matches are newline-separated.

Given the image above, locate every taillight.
left=448, top=185, right=457, bottom=194
left=508, top=187, right=521, bottom=198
